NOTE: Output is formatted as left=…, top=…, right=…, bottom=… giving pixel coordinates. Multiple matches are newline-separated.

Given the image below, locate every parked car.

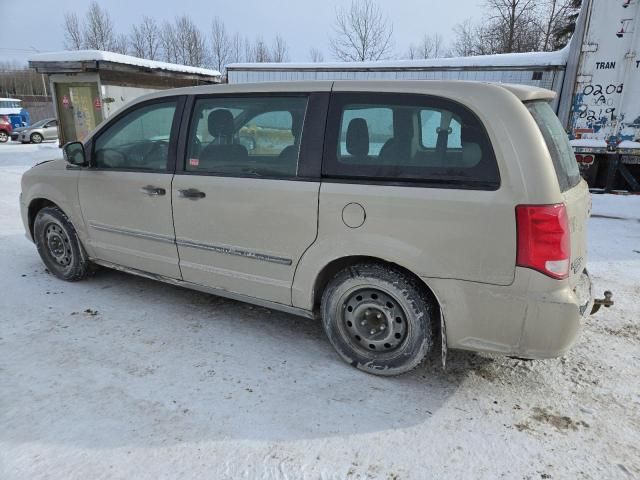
left=11, top=118, right=54, bottom=141
left=20, top=81, right=593, bottom=375
left=17, top=118, right=58, bottom=144
left=0, top=114, right=12, bottom=143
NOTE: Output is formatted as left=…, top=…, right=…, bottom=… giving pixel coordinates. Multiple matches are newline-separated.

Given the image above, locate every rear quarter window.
left=323, top=92, right=500, bottom=189
left=526, top=101, right=581, bottom=192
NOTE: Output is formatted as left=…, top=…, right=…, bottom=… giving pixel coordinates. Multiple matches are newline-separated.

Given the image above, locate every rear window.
left=527, top=101, right=581, bottom=192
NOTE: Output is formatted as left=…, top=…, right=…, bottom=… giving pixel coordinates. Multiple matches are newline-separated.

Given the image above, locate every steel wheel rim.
left=338, top=287, right=408, bottom=354
left=45, top=223, right=73, bottom=267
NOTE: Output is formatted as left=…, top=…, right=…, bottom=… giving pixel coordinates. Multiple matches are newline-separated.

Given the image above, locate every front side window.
left=94, top=100, right=177, bottom=170
left=325, top=93, right=499, bottom=189
left=186, top=96, right=308, bottom=177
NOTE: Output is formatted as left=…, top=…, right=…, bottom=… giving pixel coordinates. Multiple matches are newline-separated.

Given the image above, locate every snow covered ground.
left=1, top=142, right=638, bottom=480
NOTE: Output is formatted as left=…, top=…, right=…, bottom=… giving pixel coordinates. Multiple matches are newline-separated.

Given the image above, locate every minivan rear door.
left=171, top=92, right=329, bottom=305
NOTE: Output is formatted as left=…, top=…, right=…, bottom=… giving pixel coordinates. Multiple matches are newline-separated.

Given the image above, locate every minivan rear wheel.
left=321, top=263, right=435, bottom=376
left=33, top=207, right=94, bottom=281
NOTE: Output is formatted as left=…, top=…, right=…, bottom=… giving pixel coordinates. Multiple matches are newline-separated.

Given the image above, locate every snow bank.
left=29, top=50, right=221, bottom=78
left=228, top=45, right=570, bottom=71
left=1, top=142, right=639, bottom=480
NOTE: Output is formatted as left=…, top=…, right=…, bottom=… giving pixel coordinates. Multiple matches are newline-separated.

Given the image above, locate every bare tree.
left=83, top=1, right=117, bottom=50
left=309, top=47, right=325, bottom=62
left=271, top=35, right=289, bottom=62
left=174, top=16, right=207, bottom=66
left=537, top=0, right=579, bottom=51
left=63, top=12, right=84, bottom=50
left=407, top=33, right=445, bottom=59
left=210, top=17, right=232, bottom=72
left=228, top=32, right=244, bottom=64
left=160, top=16, right=206, bottom=67
left=484, top=0, right=538, bottom=53
left=113, top=33, right=129, bottom=55
left=0, top=62, right=50, bottom=97
left=452, top=0, right=557, bottom=56
left=452, top=19, right=477, bottom=56
left=160, top=22, right=178, bottom=63
left=243, top=36, right=254, bottom=63
left=330, top=0, right=393, bottom=61
left=253, top=37, right=271, bottom=62
left=130, top=16, right=160, bottom=60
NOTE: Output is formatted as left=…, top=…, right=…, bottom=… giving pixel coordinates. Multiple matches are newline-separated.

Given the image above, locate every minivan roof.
left=133, top=80, right=556, bottom=104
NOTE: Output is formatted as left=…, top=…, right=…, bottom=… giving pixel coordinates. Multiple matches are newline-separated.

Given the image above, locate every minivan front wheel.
left=321, top=263, right=435, bottom=376
left=33, top=207, right=93, bottom=281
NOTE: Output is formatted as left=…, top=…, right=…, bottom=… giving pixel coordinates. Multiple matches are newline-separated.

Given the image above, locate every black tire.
left=321, top=263, right=435, bottom=376
left=0, top=131, right=8, bottom=143
left=30, top=132, right=43, bottom=144
left=33, top=207, right=93, bottom=281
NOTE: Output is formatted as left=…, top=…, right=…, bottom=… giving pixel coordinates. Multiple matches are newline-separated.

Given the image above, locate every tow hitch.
left=591, top=291, right=614, bottom=315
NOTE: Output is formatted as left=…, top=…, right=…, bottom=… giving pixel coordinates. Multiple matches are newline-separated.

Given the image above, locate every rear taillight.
left=575, top=154, right=594, bottom=165
left=516, top=204, right=570, bottom=280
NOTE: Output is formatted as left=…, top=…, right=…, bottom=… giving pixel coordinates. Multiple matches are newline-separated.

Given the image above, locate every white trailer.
left=227, top=0, right=640, bottom=191
left=566, top=0, right=640, bottom=191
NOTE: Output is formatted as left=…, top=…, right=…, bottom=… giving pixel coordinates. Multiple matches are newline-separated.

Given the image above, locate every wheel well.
left=313, top=256, right=441, bottom=324
left=28, top=198, right=58, bottom=238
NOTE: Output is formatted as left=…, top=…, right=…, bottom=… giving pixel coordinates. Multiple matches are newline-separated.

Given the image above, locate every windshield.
left=527, top=101, right=581, bottom=192
left=29, top=119, right=51, bottom=128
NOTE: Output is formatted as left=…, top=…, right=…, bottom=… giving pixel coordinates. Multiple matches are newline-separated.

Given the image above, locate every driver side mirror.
left=63, top=141, right=87, bottom=166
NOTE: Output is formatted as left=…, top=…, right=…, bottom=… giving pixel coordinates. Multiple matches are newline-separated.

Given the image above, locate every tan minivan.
left=20, top=81, right=593, bottom=375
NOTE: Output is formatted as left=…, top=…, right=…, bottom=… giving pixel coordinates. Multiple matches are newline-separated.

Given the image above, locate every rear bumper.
left=423, top=268, right=592, bottom=359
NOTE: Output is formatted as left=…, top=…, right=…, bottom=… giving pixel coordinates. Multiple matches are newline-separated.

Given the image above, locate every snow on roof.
left=228, top=45, right=570, bottom=71
left=0, top=98, right=21, bottom=102
left=29, top=50, right=221, bottom=78
left=618, top=140, right=640, bottom=149
left=570, top=139, right=608, bottom=148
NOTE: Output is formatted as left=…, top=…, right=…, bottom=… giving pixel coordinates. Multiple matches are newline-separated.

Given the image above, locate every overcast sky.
left=0, top=0, right=485, bottom=65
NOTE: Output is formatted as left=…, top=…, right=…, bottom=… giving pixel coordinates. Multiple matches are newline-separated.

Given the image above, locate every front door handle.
left=140, top=185, right=166, bottom=196
left=178, top=188, right=206, bottom=200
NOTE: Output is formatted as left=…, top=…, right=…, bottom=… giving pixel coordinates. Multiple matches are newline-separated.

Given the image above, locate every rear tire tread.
left=321, top=262, right=435, bottom=376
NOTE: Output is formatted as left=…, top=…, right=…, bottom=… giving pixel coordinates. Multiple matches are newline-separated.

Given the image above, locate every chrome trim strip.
left=90, top=259, right=317, bottom=319
left=176, top=238, right=293, bottom=266
left=88, top=223, right=293, bottom=266
left=88, top=222, right=175, bottom=244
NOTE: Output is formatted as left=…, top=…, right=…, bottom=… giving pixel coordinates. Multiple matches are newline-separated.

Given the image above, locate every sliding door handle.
left=140, top=185, right=166, bottom=196
left=178, top=188, right=206, bottom=200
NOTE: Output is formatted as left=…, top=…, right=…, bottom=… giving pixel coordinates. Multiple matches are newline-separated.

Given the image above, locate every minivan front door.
left=171, top=94, right=325, bottom=305
left=78, top=98, right=183, bottom=279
